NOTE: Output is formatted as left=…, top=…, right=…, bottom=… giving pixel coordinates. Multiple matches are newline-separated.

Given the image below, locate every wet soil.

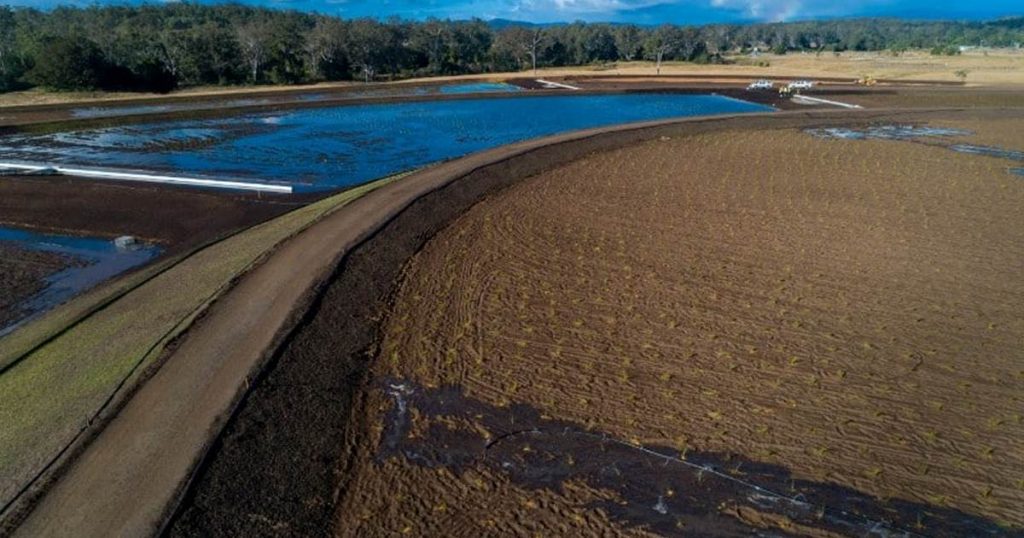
left=0, top=243, right=85, bottom=328
left=341, top=380, right=1005, bottom=536
left=163, top=107, right=1024, bottom=537
left=0, top=175, right=307, bottom=252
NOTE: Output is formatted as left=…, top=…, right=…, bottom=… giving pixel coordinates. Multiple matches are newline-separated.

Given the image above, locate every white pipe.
left=791, top=95, right=863, bottom=109
left=0, top=162, right=293, bottom=193
left=536, top=79, right=581, bottom=91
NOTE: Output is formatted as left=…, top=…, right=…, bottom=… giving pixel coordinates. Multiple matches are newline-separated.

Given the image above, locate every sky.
left=5, top=0, right=1022, bottom=24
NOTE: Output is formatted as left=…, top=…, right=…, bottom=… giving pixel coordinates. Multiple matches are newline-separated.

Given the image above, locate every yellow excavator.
left=856, top=75, right=877, bottom=86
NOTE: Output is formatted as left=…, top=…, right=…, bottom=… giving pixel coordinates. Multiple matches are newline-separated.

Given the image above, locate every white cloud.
left=709, top=0, right=803, bottom=21
left=497, top=0, right=811, bottom=22
left=519, top=0, right=665, bottom=14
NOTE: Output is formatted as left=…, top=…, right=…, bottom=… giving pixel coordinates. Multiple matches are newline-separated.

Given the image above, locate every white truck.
left=747, top=79, right=774, bottom=90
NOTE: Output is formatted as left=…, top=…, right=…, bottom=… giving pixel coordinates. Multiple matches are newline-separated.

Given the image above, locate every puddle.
left=949, top=144, right=1024, bottom=161
left=0, top=227, right=162, bottom=336
left=807, top=125, right=1024, bottom=178
left=0, top=94, right=772, bottom=192
left=806, top=125, right=971, bottom=141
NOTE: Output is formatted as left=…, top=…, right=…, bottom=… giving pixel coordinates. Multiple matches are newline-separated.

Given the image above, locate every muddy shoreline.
left=160, top=107, right=1015, bottom=537
left=0, top=244, right=84, bottom=329
left=0, top=175, right=309, bottom=253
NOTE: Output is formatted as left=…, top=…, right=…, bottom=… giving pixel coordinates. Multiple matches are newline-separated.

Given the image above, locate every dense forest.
left=0, top=3, right=1022, bottom=93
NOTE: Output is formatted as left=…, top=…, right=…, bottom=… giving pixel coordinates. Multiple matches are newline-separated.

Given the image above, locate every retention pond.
left=1, top=94, right=771, bottom=192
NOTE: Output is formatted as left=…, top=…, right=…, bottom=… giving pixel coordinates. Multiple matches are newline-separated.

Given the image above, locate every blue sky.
left=5, top=0, right=1022, bottom=24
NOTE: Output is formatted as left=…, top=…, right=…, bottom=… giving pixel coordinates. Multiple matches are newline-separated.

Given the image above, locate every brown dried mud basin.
left=167, top=107, right=1024, bottom=537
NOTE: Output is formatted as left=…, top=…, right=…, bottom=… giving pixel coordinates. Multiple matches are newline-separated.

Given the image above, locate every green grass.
left=0, top=174, right=401, bottom=509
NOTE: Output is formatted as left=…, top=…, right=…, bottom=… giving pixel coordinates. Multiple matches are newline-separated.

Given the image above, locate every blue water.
left=5, top=94, right=771, bottom=192
left=806, top=126, right=972, bottom=141
left=805, top=125, right=1024, bottom=178
left=439, top=82, right=521, bottom=94
left=0, top=227, right=162, bottom=335
left=949, top=144, right=1024, bottom=161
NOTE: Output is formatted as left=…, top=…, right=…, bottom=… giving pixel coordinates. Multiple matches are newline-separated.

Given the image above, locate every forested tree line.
left=0, top=3, right=1021, bottom=93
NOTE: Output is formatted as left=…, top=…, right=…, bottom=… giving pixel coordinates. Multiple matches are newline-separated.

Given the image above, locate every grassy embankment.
left=0, top=173, right=401, bottom=511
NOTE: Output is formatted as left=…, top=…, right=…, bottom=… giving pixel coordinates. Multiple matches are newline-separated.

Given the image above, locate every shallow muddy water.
left=805, top=125, right=972, bottom=141
left=807, top=125, right=1024, bottom=176
left=0, top=227, right=161, bottom=335
left=67, top=82, right=519, bottom=119
left=5, top=94, right=771, bottom=192
left=71, top=98, right=272, bottom=119
left=949, top=144, right=1024, bottom=161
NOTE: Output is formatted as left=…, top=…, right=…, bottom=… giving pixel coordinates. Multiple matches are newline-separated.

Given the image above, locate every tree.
left=305, top=17, right=347, bottom=80
left=2, top=5, right=1023, bottom=94
left=345, top=19, right=389, bottom=82
left=450, top=20, right=492, bottom=73
left=262, top=15, right=307, bottom=84
left=27, top=35, right=105, bottom=90
left=579, top=24, right=617, bottom=63
left=411, top=19, right=450, bottom=75
left=645, top=25, right=678, bottom=75
left=0, top=7, right=21, bottom=91
left=614, top=25, right=643, bottom=61
left=501, top=26, right=545, bottom=74
left=236, top=20, right=269, bottom=83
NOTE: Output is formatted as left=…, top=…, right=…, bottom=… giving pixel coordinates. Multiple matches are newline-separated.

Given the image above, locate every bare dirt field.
left=356, top=109, right=1024, bottom=535
left=162, top=104, right=1024, bottom=537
